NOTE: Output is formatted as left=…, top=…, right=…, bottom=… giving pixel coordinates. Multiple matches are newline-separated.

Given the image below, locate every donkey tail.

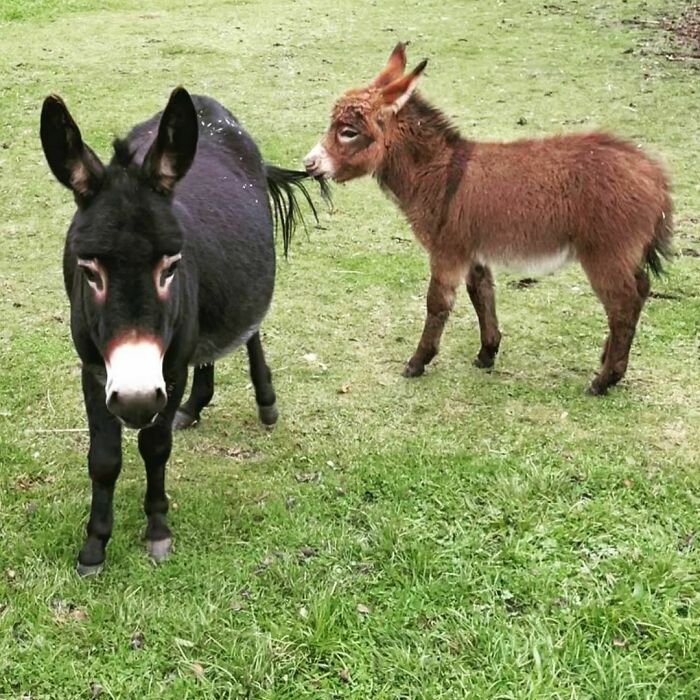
left=645, top=193, right=674, bottom=277
left=265, top=165, right=331, bottom=257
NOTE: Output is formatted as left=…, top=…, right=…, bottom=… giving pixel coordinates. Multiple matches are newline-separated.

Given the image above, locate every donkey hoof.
left=76, top=560, right=104, bottom=577
left=258, top=402, right=279, bottom=427
left=402, top=362, right=425, bottom=378
left=173, top=409, right=198, bottom=431
left=585, top=381, right=608, bottom=396
left=473, top=355, right=494, bottom=370
left=147, top=537, right=172, bottom=562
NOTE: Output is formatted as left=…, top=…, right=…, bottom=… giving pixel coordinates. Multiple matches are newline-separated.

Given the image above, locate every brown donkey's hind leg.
left=584, top=261, right=649, bottom=395
left=403, top=264, right=462, bottom=378
left=466, top=263, right=502, bottom=369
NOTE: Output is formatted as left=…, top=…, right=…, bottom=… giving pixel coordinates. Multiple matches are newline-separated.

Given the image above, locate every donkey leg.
left=173, top=363, right=215, bottom=430
left=466, top=263, right=502, bottom=369
left=77, top=366, right=122, bottom=576
left=585, top=266, right=646, bottom=396
left=138, top=366, right=187, bottom=561
left=403, top=268, right=460, bottom=378
left=247, top=331, right=278, bottom=426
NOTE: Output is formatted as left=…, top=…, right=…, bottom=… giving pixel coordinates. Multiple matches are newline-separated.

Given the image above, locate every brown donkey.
left=304, top=43, right=673, bottom=394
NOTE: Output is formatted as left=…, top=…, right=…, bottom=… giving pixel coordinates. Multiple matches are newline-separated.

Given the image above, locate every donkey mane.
left=404, top=93, right=461, bottom=145
left=112, top=138, right=137, bottom=168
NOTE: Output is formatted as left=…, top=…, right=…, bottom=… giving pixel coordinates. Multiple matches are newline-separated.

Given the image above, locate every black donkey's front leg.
left=138, top=365, right=187, bottom=561
left=77, top=365, right=123, bottom=576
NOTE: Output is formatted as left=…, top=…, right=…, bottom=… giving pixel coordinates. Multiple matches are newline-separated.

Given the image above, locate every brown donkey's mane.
left=304, top=44, right=673, bottom=395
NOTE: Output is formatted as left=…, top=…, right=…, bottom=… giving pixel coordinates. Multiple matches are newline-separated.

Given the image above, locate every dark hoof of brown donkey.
left=402, top=361, right=425, bottom=378
left=585, top=380, right=608, bottom=396
left=472, top=354, right=495, bottom=369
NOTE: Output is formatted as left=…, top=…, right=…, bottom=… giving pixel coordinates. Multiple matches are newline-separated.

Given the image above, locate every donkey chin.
left=104, top=337, right=167, bottom=429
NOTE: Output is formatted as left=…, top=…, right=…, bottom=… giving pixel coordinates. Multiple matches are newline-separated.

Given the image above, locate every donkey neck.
left=376, top=95, right=462, bottom=208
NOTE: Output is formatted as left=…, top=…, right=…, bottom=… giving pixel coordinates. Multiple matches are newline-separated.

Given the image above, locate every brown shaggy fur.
left=304, top=44, right=673, bottom=394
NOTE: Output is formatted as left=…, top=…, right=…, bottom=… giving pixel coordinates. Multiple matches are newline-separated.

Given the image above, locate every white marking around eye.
left=77, top=258, right=107, bottom=303
left=303, top=143, right=336, bottom=178
left=105, top=338, right=165, bottom=406
left=154, top=253, right=182, bottom=301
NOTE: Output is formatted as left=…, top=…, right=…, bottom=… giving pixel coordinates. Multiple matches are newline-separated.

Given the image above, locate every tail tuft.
left=645, top=196, right=674, bottom=277
left=265, top=166, right=332, bottom=257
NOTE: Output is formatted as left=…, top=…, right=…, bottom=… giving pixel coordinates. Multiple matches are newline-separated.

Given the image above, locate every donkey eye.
left=339, top=128, right=359, bottom=143
left=157, top=253, right=182, bottom=289
left=81, top=266, right=99, bottom=284
left=163, top=259, right=179, bottom=278
left=77, top=258, right=105, bottom=293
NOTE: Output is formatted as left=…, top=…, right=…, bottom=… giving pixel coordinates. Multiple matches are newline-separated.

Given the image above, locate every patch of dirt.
left=669, top=5, right=700, bottom=53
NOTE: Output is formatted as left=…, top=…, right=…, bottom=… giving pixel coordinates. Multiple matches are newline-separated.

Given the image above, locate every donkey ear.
left=370, top=42, right=408, bottom=88
left=143, top=87, right=198, bottom=194
left=381, top=59, right=428, bottom=113
left=40, top=95, right=105, bottom=205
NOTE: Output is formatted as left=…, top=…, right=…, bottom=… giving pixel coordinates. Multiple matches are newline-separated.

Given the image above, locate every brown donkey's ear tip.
left=415, top=58, right=428, bottom=74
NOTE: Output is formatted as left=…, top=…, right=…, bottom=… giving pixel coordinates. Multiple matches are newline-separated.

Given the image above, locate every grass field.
left=1, top=0, right=699, bottom=697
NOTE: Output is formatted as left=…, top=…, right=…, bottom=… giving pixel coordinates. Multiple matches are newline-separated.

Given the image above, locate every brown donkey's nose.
left=303, top=154, right=320, bottom=174
left=106, top=387, right=167, bottom=429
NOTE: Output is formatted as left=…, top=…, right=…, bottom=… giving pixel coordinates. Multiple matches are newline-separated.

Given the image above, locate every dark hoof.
left=173, top=409, right=198, bottom=431
left=147, top=537, right=172, bottom=562
left=258, top=402, right=279, bottom=427
left=585, top=381, right=608, bottom=396
left=76, top=560, right=103, bottom=577
left=402, top=362, right=425, bottom=378
left=473, top=355, right=495, bottom=369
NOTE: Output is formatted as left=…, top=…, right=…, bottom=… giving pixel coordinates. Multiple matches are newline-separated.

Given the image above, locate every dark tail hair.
left=645, top=194, right=674, bottom=277
left=265, top=165, right=331, bottom=257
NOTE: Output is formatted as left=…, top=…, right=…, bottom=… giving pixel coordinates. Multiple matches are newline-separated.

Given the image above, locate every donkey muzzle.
left=303, top=143, right=335, bottom=179
left=105, top=337, right=167, bottom=429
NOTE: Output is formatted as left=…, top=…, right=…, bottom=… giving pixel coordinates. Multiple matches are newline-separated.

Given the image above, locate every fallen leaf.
left=356, top=603, right=371, bottom=615
left=299, top=606, right=309, bottom=619
left=302, top=352, right=318, bottom=363
left=295, top=471, right=321, bottom=483
left=298, top=546, right=315, bottom=561
left=131, top=631, right=145, bottom=649
left=338, top=667, right=351, bottom=683
left=191, top=662, right=205, bottom=678
left=175, top=637, right=195, bottom=648
left=70, top=608, right=88, bottom=622
left=613, top=638, right=627, bottom=648
left=89, top=682, right=103, bottom=698
left=337, top=384, right=351, bottom=394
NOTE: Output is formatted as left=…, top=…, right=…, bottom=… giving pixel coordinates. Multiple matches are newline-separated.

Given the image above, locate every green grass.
left=1, top=0, right=700, bottom=697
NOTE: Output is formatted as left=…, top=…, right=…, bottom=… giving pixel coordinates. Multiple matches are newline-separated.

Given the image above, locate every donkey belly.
left=191, top=318, right=264, bottom=366
left=476, top=243, right=576, bottom=276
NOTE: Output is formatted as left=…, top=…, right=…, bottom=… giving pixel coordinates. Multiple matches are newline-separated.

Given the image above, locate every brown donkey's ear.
left=40, top=95, right=105, bottom=205
left=143, top=86, right=198, bottom=195
left=370, top=42, right=408, bottom=88
left=381, top=59, right=428, bottom=113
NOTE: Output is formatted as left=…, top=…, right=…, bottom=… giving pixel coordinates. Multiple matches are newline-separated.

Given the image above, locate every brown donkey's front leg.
left=403, top=266, right=461, bottom=377
left=466, top=263, right=502, bottom=369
